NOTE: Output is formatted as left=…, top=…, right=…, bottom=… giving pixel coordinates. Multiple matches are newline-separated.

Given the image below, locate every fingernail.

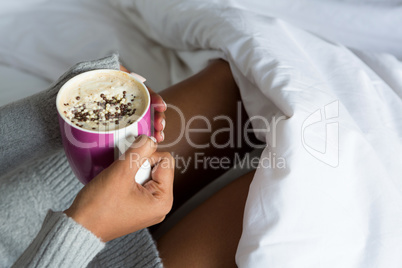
left=161, top=119, right=166, bottom=130
left=150, top=136, right=157, bottom=144
left=162, top=100, right=167, bottom=110
left=135, top=134, right=146, bottom=142
left=160, top=131, right=165, bottom=142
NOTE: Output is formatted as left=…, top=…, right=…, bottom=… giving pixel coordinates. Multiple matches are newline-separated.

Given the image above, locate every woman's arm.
left=13, top=135, right=174, bottom=267
left=12, top=211, right=105, bottom=268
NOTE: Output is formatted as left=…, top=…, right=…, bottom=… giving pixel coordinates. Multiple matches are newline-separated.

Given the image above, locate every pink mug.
left=56, top=69, right=152, bottom=185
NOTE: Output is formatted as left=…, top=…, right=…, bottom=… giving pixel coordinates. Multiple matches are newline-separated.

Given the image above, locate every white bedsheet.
left=130, top=2, right=402, bottom=267
left=0, top=0, right=194, bottom=91
left=0, top=65, right=50, bottom=106
left=1, top=1, right=401, bottom=267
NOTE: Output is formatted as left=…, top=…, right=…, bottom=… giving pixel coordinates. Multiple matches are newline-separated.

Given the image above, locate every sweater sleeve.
left=0, top=53, right=120, bottom=176
left=12, top=210, right=105, bottom=268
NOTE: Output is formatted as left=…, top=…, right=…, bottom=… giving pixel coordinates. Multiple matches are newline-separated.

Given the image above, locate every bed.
left=1, top=0, right=402, bottom=267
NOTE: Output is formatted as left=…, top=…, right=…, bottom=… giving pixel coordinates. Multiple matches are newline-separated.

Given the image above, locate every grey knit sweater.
left=0, top=54, right=163, bottom=268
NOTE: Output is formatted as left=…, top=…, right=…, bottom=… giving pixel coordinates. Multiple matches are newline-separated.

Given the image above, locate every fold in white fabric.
left=1, top=1, right=401, bottom=267
left=129, top=1, right=402, bottom=267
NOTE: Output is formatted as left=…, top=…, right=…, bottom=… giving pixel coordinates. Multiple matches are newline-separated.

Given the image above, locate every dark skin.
left=157, top=60, right=259, bottom=209
left=157, top=171, right=254, bottom=268
left=155, top=60, right=260, bottom=267
left=66, top=60, right=260, bottom=267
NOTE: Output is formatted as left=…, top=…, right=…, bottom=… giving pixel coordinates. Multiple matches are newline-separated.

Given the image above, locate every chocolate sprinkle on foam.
left=65, top=90, right=140, bottom=131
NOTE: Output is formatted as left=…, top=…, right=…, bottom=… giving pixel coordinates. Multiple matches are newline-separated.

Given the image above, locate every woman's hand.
left=120, top=65, right=166, bottom=143
left=64, top=135, right=174, bottom=242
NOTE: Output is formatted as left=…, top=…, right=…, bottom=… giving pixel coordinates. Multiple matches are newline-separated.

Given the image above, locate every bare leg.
left=153, top=60, right=260, bottom=265
left=157, top=170, right=254, bottom=267
left=159, top=60, right=260, bottom=209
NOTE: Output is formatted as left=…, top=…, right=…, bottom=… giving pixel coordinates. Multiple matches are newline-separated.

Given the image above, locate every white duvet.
left=1, top=0, right=402, bottom=267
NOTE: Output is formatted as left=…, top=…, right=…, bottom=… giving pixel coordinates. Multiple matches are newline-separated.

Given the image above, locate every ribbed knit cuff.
left=12, top=210, right=105, bottom=268
left=90, top=229, right=163, bottom=267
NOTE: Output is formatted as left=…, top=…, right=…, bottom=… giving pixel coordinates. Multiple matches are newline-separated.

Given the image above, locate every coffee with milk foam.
left=58, top=70, right=147, bottom=131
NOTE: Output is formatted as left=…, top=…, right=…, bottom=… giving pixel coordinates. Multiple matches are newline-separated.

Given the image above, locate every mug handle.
left=135, top=160, right=152, bottom=185
left=116, top=135, right=152, bottom=185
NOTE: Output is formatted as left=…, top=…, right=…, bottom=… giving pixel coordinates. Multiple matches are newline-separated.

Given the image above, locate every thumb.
left=116, top=135, right=157, bottom=172
left=143, top=152, right=175, bottom=198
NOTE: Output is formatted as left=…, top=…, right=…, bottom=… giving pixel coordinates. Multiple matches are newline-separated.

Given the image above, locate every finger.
left=153, top=130, right=164, bottom=143
left=120, top=135, right=157, bottom=170
left=144, top=152, right=171, bottom=167
left=120, top=65, right=130, bottom=73
left=144, top=152, right=174, bottom=189
left=146, top=157, right=174, bottom=213
left=120, top=67, right=166, bottom=112
left=146, top=85, right=155, bottom=95
left=150, top=93, right=167, bottom=112
left=154, top=111, right=166, bottom=132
